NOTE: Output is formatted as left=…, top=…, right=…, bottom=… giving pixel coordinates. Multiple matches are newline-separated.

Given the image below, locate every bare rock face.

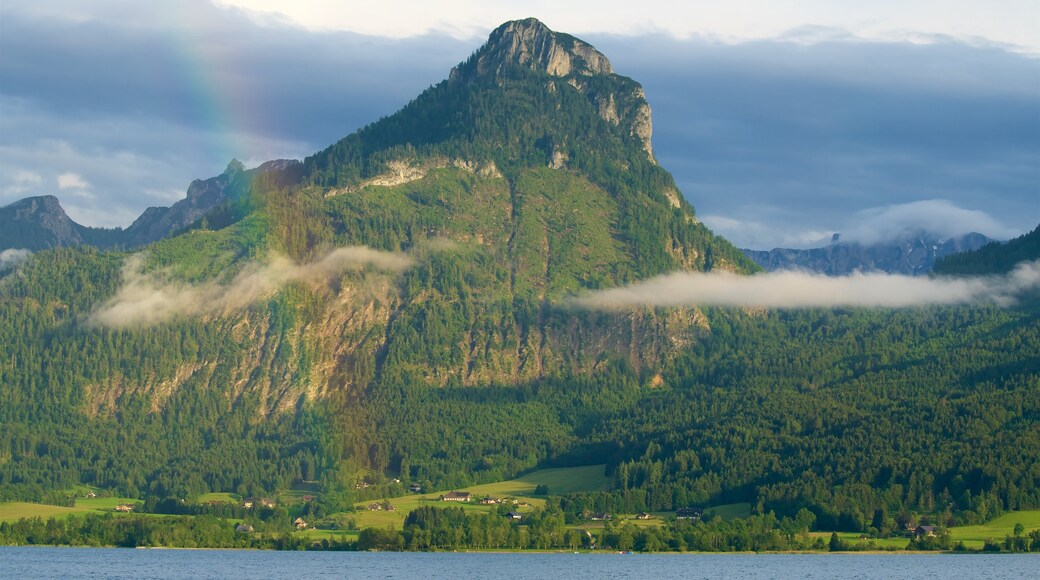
left=461, top=18, right=613, bottom=78
left=451, top=18, right=655, bottom=161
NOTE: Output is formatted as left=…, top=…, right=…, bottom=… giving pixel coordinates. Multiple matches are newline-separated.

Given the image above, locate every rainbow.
left=161, top=5, right=263, bottom=170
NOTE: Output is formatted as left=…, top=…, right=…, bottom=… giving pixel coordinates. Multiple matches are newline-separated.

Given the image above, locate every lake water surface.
left=0, top=546, right=1036, bottom=579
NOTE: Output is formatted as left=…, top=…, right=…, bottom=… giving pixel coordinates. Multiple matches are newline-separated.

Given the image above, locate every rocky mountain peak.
left=471, top=17, right=613, bottom=79
left=449, top=18, right=654, bottom=161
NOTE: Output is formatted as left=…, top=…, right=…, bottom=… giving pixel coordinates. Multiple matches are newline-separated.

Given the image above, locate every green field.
left=194, top=492, right=241, bottom=505
left=349, top=465, right=610, bottom=528
left=278, top=487, right=320, bottom=505
left=75, top=497, right=140, bottom=510
left=803, top=511, right=1040, bottom=551
left=0, top=502, right=94, bottom=523
left=508, top=465, right=611, bottom=495
left=350, top=491, right=541, bottom=529
left=297, top=528, right=360, bottom=543
left=949, top=510, right=1040, bottom=548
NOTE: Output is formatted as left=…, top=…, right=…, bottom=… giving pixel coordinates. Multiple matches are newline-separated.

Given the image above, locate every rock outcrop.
left=450, top=18, right=655, bottom=161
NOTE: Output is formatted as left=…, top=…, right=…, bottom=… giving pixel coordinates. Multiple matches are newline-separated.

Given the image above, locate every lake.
left=0, top=547, right=1036, bottom=579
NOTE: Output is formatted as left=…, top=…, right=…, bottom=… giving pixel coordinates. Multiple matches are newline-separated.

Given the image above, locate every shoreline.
left=0, top=544, right=998, bottom=556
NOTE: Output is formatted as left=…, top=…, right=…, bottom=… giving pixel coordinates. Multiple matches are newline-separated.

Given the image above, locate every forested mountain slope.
left=0, top=18, right=749, bottom=495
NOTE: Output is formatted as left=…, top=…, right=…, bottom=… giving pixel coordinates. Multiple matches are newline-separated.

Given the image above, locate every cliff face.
left=455, top=18, right=614, bottom=79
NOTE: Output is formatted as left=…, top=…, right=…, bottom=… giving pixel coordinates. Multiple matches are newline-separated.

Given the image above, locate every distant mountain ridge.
left=0, top=195, right=121, bottom=251
left=742, top=231, right=994, bottom=276
left=0, top=159, right=302, bottom=252
left=933, top=223, right=1040, bottom=276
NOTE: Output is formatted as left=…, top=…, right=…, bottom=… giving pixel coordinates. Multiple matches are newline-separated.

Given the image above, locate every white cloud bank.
left=573, top=260, right=1040, bottom=309
left=215, top=0, right=1040, bottom=53
left=90, top=247, right=413, bottom=328
left=840, top=200, right=1019, bottom=246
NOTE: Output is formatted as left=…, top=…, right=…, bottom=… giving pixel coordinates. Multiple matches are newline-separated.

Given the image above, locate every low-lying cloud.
left=0, top=248, right=31, bottom=272
left=573, top=260, right=1040, bottom=309
left=90, top=247, right=413, bottom=328
left=839, top=200, right=1018, bottom=246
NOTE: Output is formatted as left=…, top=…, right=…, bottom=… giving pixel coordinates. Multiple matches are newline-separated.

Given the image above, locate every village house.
left=675, top=507, right=703, bottom=520
left=409, top=484, right=422, bottom=493
left=636, top=513, right=652, bottom=520
left=242, top=499, right=255, bottom=509
left=479, top=496, right=500, bottom=505
left=505, top=511, right=523, bottom=520
left=294, top=517, right=308, bottom=529
left=440, top=491, right=472, bottom=502
left=367, top=503, right=383, bottom=511
left=235, top=524, right=254, bottom=533
left=915, top=525, right=937, bottom=538
left=114, top=504, right=134, bottom=513
left=588, top=513, right=612, bottom=521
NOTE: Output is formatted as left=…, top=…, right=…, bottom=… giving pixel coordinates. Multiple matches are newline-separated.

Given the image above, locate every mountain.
left=0, top=159, right=303, bottom=252
left=0, top=195, right=122, bottom=251
left=121, top=159, right=304, bottom=248
left=0, top=16, right=755, bottom=480
left=0, top=19, right=1037, bottom=534
left=933, top=223, right=1040, bottom=276
left=742, top=231, right=994, bottom=276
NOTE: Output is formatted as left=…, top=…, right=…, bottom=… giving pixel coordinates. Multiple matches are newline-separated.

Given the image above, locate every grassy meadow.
left=348, top=465, right=610, bottom=528
left=0, top=496, right=142, bottom=523
left=948, top=511, right=1040, bottom=549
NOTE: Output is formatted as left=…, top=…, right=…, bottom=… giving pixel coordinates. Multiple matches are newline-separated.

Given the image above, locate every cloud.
left=572, top=260, right=1040, bottom=309
left=0, top=248, right=32, bottom=272
left=705, top=200, right=1022, bottom=250
left=700, top=214, right=834, bottom=250
left=57, top=172, right=90, bottom=190
left=89, top=246, right=414, bottom=327
left=840, top=200, right=1019, bottom=245
left=213, top=1, right=1040, bottom=54
left=0, top=170, right=43, bottom=196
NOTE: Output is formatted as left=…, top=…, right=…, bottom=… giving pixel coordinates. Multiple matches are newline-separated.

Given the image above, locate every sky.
left=1, top=0, right=1037, bottom=249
